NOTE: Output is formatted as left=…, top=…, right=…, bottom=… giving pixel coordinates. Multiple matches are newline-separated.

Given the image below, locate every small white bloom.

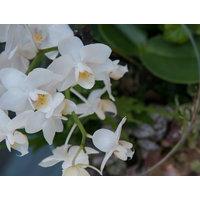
left=48, top=36, right=111, bottom=90
left=0, top=25, right=37, bottom=60
left=25, top=92, right=77, bottom=145
left=75, top=88, right=117, bottom=120
left=92, top=117, right=134, bottom=172
left=94, top=59, right=128, bottom=101
left=0, top=109, right=30, bottom=156
left=39, top=145, right=99, bottom=176
left=0, top=68, right=60, bottom=112
left=28, top=24, right=73, bottom=59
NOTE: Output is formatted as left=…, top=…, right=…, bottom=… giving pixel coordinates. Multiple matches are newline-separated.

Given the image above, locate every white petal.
left=42, top=119, right=57, bottom=145
left=75, top=103, right=92, bottom=116
left=0, top=68, right=26, bottom=89
left=54, top=118, right=64, bottom=132
left=53, top=145, right=69, bottom=159
left=58, top=69, right=76, bottom=91
left=76, top=63, right=95, bottom=89
left=39, top=24, right=74, bottom=49
left=0, top=84, right=5, bottom=96
left=8, top=110, right=33, bottom=131
left=100, top=149, right=115, bottom=172
left=25, top=111, right=45, bottom=133
left=48, top=55, right=74, bottom=77
left=48, top=25, right=73, bottom=44
left=39, top=155, right=61, bottom=167
left=67, top=146, right=89, bottom=166
left=0, top=88, right=28, bottom=112
left=0, top=109, right=10, bottom=125
left=6, top=138, right=11, bottom=151
left=58, top=36, right=83, bottom=61
left=12, top=131, right=29, bottom=156
left=62, top=99, right=77, bottom=115
left=88, top=88, right=106, bottom=102
left=119, top=140, right=133, bottom=149
left=113, top=145, right=128, bottom=161
left=110, top=65, right=128, bottom=80
left=13, top=131, right=27, bottom=144
left=85, top=147, right=99, bottom=154
left=62, top=166, right=90, bottom=176
left=100, top=99, right=117, bottom=116
left=92, top=129, right=117, bottom=152
left=95, top=106, right=106, bottom=120
left=26, top=68, right=61, bottom=88
left=115, top=117, right=127, bottom=141
left=81, top=43, right=111, bottom=65
left=103, top=75, right=115, bottom=101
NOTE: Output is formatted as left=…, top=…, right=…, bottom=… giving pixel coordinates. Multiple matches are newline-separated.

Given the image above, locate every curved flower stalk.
left=92, top=117, right=134, bottom=172
left=0, top=24, right=133, bottom=176
left=39, top=145, right=100, bottom=176
left=0, top=109, right=30, bottom=156
left=73, top=88, right=117, bottom=120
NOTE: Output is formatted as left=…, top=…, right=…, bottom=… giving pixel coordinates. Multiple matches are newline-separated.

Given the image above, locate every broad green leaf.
left=93, top=25, right=147, bottom=57
left=140, top=36, right=200, bottom=84
left=163, top=24, right=189, bottom=44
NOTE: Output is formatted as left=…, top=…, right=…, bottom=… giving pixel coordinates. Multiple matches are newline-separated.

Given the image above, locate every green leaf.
left=92, top=25, right=147, bottom=57
left=163, top=24, right=189, bottom=44
left=140, top=36, right=200, bottom=84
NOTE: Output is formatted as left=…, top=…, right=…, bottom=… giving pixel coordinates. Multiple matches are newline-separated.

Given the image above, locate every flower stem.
left=71, top=112, right=88, bottom=165
left=71, top=112, right=87, bottom=147
left=26, top=46, right=58, bottom=74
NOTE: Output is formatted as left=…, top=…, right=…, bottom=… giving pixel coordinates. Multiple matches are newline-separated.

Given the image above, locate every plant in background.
left=0, top=24, right=134, bottom=176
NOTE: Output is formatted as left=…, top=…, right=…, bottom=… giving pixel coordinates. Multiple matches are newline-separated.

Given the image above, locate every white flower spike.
left=92, top=117, right=134, bottom=172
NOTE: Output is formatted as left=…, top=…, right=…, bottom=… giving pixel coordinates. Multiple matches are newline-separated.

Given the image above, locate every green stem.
left=71, top=112, right=88, bottom=165
left=26, top=46, right=58, bottom=74
left=71, top=112, right=87, bottom=147
left=64, top=89, right=71, bottom=99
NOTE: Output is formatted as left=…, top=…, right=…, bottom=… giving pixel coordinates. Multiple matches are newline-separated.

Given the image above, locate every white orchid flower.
left=0, top=109, right=30, bottom=156
left=74, top=88, right=117, bottom=120
left=39, top=145, right=100, bottom=176
left=48, top=36, right=112, bottom=90
left=24, top=92, right=77, bottom=145
left=0, top=25, right=37, bottom=61
left=27, top=24, right=73, bottom=59
left=92, top=117, right=134, bottom=172
left=94, top=59, right=128, bottom=101
left=0, top=67, right=60, bottom=112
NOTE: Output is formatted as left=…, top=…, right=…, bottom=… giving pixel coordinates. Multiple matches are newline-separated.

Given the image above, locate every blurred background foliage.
left=1, top=24, right=200, bottom=175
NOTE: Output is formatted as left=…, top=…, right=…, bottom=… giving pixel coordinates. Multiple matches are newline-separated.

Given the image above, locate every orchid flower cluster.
left=0, top=24, right=134, bottom=176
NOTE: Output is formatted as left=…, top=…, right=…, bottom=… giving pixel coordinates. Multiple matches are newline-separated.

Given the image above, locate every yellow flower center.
left=33, top=94, right=49, bottom=110
left=33, top=32, right=44, bottom=44
left=79, top=71, right=91, bottom=80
